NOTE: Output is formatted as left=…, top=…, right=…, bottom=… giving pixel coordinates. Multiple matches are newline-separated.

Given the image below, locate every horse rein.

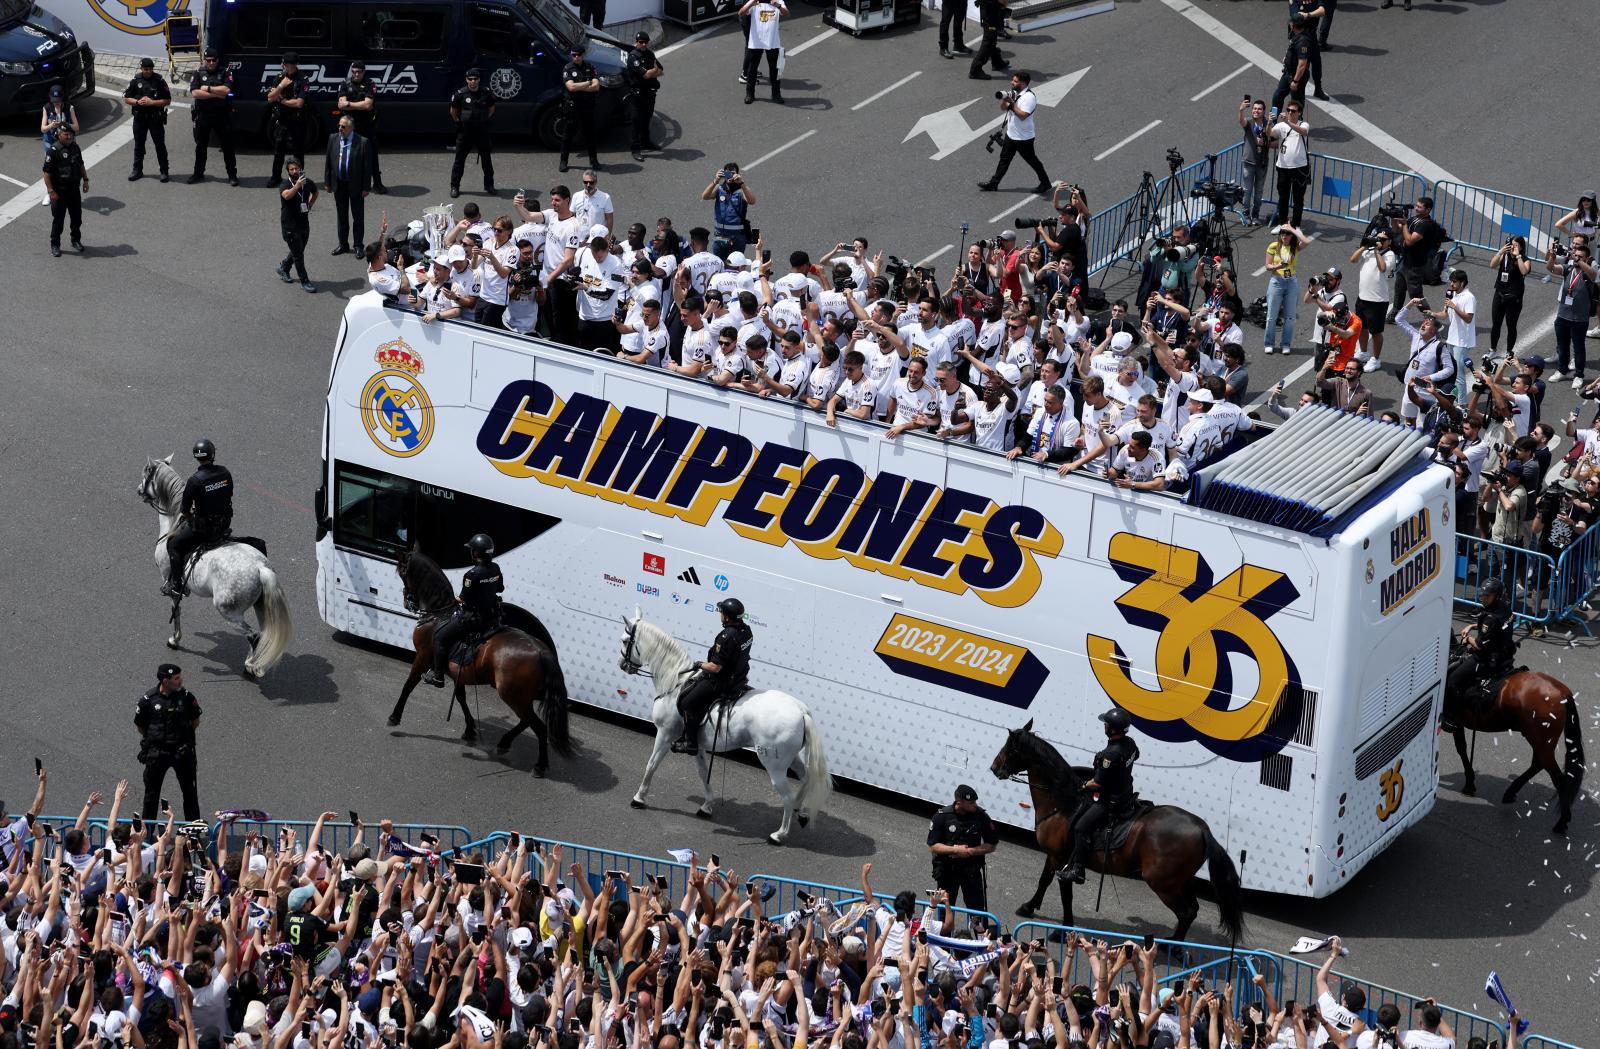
left=620, top=620, right=698, bottom=702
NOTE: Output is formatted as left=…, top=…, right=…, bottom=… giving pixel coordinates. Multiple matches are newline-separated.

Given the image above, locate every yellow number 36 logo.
left=1086, top=533, right=1304, bottom=763
left=1376, top=760, right=1405, bottom=822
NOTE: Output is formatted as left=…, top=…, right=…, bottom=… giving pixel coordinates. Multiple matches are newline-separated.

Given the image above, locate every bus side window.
left=335, top=465, right=416, bottom=558
left=356, top=6, right=449, bottom=56
left=270, top=6, right=341, bottom=52
left=471, top=4, right=531, bottom=61
left=227, top=6, right=270, bottom=51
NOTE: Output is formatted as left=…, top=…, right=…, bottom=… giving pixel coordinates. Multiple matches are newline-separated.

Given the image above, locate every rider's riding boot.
left=670, top=723, right=701, bottom=755
left=160, top=577, right=186, bottom=598
left=1058, top=862, right=1087, bottom=884
left=422, top=665, right=447, bottom=688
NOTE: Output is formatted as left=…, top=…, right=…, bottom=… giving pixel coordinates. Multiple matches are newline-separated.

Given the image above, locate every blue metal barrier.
left=1299, top=155, right=1427, bottom=228
left=1546, top=519, right=1600, bottom=635
left=1453, top=533, right=1556, bottom=626
left=1086, top=143, right=1246, bottom=277
left=750, top=872, right=1005, bottom=933
left=1522, top=1036, right=1588, bottom=1049
left=531, top=837, right=696, bottom=903
left=210, top=819, right=475, bottom=860
left=1432, top=181, right=1566, bottom=257
left=1012, top=920, right=1272, bottom=1010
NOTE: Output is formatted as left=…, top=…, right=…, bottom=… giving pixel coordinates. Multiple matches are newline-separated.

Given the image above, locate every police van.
left=203, top=0, right=629, bottom=147
left=0, top=0, right=94, bottom=118
left=316, top=291, right=1456, bottom=898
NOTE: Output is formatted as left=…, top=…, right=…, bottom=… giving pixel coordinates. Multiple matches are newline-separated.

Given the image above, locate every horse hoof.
left=1501, top=790, right=1518, bottom=805
left=797, top=813, right=810, bottom=828
left=241, top=667, right=257, bottom=681
left=463, top=730, right=477, bottom=744
left=695, top=807, right=714, bottom=820
left=629, top=798, right=647, bottom=809
left=386, top=716, right=401, bottom=727
left=1461, top=781, right=1476, bottom=797
left=1015, top=903, right=1037, bottom=918
left=533, top=764, right=547, bottom=779
left=766, top=833, right=785, bottom=846
left=166, top=638, right=180, bottom=650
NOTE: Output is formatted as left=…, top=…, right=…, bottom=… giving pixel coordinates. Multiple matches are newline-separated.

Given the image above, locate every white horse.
left=619, top=611, right=832, bottom=844
left=137, top=456, right=291, bottom=678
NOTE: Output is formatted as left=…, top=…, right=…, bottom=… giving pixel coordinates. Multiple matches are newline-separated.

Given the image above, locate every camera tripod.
left=1114, top=159, right=1192, bottom=278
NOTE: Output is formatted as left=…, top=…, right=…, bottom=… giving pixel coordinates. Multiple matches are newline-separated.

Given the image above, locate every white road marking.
left=852, top=71, right=922, bottom=112
left=1246, top=358, right=1316, bottom=411
left=1353, top=175, right=1407, bottom=215
left=988, top=194, right=1039, bottom=225
left=1250, top=232, right=1320, bottom=276
left=1093, top=119, right=1161, bottom=163
left=0, top=173, right=26, bottom=188
left=915, top=244, right=954, bottom=267
left=745, top=129, right=817, bottom=171
left=657, top=24, right=727, bottom=57
left=97, top=86, right=189, bottom=109
left=787, top=27, right=838, bottom=57
left=903, top=66, right=1090, bottom=160
left=0, top=118, right=135, bottom=232
left=1189, top=61, right=1252, bottom=103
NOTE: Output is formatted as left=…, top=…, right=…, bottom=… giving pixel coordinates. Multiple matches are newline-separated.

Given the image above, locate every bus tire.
left=535, top=104, right=567, bottom=151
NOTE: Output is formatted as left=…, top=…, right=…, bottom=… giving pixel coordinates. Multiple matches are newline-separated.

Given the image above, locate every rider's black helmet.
left=716, top=597, right=745, bottom=618
left=192, top=438, right=216, bottom=462
left=465, top=534, right=495, bottom=558
left=1479, top=578, right=1505, bottom=603
left=1099, top=708, right=1133, bottom=733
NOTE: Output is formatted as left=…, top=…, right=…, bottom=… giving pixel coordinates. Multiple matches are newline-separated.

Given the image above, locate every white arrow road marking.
left=902, top=66, right=1090, bottom=161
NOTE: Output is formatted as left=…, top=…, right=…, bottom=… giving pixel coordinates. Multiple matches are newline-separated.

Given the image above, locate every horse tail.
left=251, top=565, right=292, bottom=675
left=796, top=708, right=833, bottom=818
left=1202, top=825, right=1246, bottom=944
left=539, top=644, right=574, bottom=757
left=1561, top=689, right=1586, bottom=807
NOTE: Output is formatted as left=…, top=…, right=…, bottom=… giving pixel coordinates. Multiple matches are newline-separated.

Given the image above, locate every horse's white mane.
left=147, top=457, right=185, bottom=513
left=633, top=617, right=692, bottom=682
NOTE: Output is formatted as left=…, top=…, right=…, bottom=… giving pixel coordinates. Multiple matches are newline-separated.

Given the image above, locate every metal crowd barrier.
left=1522, top=1036, right=1587, bottom=1049
left=1013, top=920, right=1267, bottom=1007
left=528, top=836, right=696, bottom=902
left=210, top=819, right=475, bottom=860
left=1085, top=142, right=1246, bottom=278
left=1452, top=534, right=1556, bottom=626
left=1431, top=181, right=1566, bottom=257
left=1546, top=522, right=1600, bottom=635
left=749, top=872, right=1005, bottom=933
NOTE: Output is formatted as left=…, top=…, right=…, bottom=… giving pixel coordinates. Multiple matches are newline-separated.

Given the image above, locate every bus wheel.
left=535, top=104, right=567, bottom=151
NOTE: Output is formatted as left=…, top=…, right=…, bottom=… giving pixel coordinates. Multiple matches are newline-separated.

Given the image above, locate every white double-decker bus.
left=317, top=293, right=1454, bottom=897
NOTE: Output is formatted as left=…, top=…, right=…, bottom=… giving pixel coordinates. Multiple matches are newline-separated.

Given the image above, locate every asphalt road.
left=1, top=0, right=1597, bottom=1042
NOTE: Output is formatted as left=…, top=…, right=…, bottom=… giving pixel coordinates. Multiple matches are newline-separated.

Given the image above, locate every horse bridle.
left=619, top=619, right=697, bottom=702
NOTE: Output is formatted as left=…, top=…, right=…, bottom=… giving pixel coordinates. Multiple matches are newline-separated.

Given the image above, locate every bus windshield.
left=517, top=0, right=586, bottom=49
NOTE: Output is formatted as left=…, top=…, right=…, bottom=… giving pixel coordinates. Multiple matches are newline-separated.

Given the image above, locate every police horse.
left=618, top=612, right=832, bottom=844
left=137, top=456, right=291, bottom=678
left=1444, top=639, right=1585, bottom=835
left=991, top=720, right=1245, bottom=944
left=387, top=547, right=572, bottom=776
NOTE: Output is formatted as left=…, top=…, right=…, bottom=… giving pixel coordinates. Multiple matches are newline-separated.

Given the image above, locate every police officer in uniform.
left=1446, top=578, right=1517, bottom=713
left=123, top=57, right=171, bottom=182
left=448, top=69, right=496, bottom=199
left=163, top=439, right=234, bottom=598
left=927, top=784, right=999, bottom=916
left=560, top=44, right=602, bottom=175
left=135, top=664, right=202, bottom=822
left=188, top=48, right=239, bottom=186
left=1059, top=708, right=1139, bottom=884
left=968, top=0, right=1011, bottom=80
left=671, top=598, right=753, bottom=755
left=339, top=61, right=385, bottom=195
left=424, top=534, right=505, bottom=687
left=42, top=125, right=87, bottom=259
left=266, top=52, right=308, bottom=187
left=625, top=32, right=663, bottom=162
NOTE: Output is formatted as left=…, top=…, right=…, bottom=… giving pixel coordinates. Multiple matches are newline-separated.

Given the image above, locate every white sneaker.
left=1263, top=346, right=1274, bottom=354
left=39, top=192, right=48, bottom=207
left=1575, top=376, right=1586, bottom=391
left=1553, top=370, right=1569, bottom=380
left=1281, top=346, right=1293, bottom=355
left=1363, top=357, right=1382, bottom=373
left=1587, top=325, right=1600, bottom=338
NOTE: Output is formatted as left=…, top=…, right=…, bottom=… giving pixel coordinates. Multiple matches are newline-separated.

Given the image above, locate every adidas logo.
left=677, top=566, right=702, bottom=585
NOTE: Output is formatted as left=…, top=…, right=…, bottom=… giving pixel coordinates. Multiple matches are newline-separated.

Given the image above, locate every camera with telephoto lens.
left=1015, top=217, right=1057, bottom=230
left=983, top=129, right=1005, bottom=153
left=1376, top=192, right=1408, bottom=222
left=994, top=89, right=1017, bottom=105
left=1551, top=238, right=1569, bottom=258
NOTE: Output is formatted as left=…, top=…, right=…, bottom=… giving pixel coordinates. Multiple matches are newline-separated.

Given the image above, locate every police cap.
left=635, top=31, right=650, bottom=42
left=466, top=67, right=483, bottom=79
left=716, top=597, right=744, bottom=618
left=203, top=47, right=219, bottom=59
left=1479, top=578, right=1505, bottom=602
left=281, top=52, right=299, bottom=66
left=156, top=663, right=182, bottom=680
left=1099, top=708, right=1132, bottom=732
left=953, top=784, right=979, bottom=802
left=139, top=57, right=155, bottom=70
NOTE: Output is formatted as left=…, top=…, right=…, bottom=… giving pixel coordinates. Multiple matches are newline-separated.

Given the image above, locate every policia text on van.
left=0, top=0, right=95, bottom=119
left=204, top=0, right=629, bottom=148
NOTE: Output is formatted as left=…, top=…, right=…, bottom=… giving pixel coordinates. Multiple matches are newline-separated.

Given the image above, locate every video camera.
left=883, top=255, right=910, bottom=286
left=1376, top=192, right=1409, bottom=223
left=1165, top=147, right=1185, bottom=172
left=1191, top=178, right=1244, bottom=208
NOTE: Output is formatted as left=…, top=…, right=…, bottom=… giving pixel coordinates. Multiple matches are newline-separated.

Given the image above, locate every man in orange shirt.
left=1320, top=301, right=1364, bottom=373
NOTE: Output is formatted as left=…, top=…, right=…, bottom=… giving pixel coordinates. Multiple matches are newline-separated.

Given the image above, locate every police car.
left=0, top=0, right=94, bottom=118
left=204, top=0, right=630, bottom=147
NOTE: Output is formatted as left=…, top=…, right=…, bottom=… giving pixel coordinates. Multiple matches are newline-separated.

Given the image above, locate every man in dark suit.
left=323, top=115, right=372, bottom=257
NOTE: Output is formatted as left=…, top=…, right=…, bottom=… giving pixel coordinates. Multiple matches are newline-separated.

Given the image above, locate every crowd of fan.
left=0, top=773, right=1522, bottom=1049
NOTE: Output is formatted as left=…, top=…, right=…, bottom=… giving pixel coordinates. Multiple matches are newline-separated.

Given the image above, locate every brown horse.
left=386, top=548, right=572, bottom=776
left=990, top=719, right=1244, bottom=944
left=1444, top=651, right=1585, bottom=834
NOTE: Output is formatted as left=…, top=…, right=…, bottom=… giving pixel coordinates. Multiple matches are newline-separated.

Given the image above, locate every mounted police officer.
left=671, top=598, right=753, bottom=755
left=188, top=48, right=239, bottom=186
left=266, top=52, right=309, bottom=186
left=927, top=784, right=999, bottom=917
left=135, top=664, right=202, bottom=822
left=123, top=57, right=171, bottom=182
left=1447, top=579, right=1517, bottom=714
left=162, top=439, right=233, bottom=598
left=424, top=534, right=504, bottom=687
left=448, top=69, right=496, bottom=199
left=1059, top=708, right=1139, bottom=884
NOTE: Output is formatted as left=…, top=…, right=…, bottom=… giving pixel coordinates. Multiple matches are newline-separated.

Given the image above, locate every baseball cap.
left=288, top=886, right=316, bottom=910
left=242, top=1002, right=269, bottom=1030
left=466, top=67, right=482, bottom=78
left=139, top=57, right=154, bottom=69
left=203, top=47, right=219, bottom=59
left=569, top=41, right=587, bottom=53
left=353, top=858, right=381, bottom=882
left=589, top=222, right=610, bottom=239
left=48, top=85, right=63, bottom=99
left=511, top=927, right=534, bottom=950
left=1187, top=388, right=1216, bottom=404
left=998, top=229, right=1017, bottom=241
left=1324, top=266, right=1342, bottom=280
left=996, top=361, right=1023, bottom=386
left=635, top=31, right=650, bottom=42
left=1110, top=331, right=1134, bottom=353
left=727, top=251, right=748, bottom=267
left=248, top=854, right=269, bottom=875
left=954, top=784, right=979, bottom=802
left=1520, top=354, right=1546, bottom=371
left=447, top=244, right=468, bottom=263
left=429, top=254, right=451, bottom=269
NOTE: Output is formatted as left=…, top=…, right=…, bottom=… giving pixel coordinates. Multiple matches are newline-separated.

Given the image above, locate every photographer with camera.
left=1388, top=195, right=1444, bottom=320
left=1349, top=229, right=1397, bottom=372
left=1304, top=266, right=1347, bottom=367
left=1145, top=223, right=1200, bottom=305
left=1394, top=297, right=1453, bottom=427
left=976, top=72, right=1051, bottom=195
left=276, top=157, right=318, bottom=293
left=702, top=164, right=756, bottom=254
left=1546, top=236, right=1595, bottom=389
left=1476, top=364, right=1535, bottom=440
left=1269, top=103, right=1311, bottom=228
left=1489, top=236, right=1532, bottom=356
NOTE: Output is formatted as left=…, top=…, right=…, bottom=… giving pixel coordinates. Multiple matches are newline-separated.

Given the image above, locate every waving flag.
left=1484, top=972, right=1530, bottom=1036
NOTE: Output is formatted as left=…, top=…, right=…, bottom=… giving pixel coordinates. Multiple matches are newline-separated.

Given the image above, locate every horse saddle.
left=448, top=622, right=512, bottom=668
left=181, top=534, right=267, bottom=579
left=1088, top=797, right=1153, bottom=853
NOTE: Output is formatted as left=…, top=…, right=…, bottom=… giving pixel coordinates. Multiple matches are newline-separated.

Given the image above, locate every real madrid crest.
left=361, top=339, right=435, bottom=458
